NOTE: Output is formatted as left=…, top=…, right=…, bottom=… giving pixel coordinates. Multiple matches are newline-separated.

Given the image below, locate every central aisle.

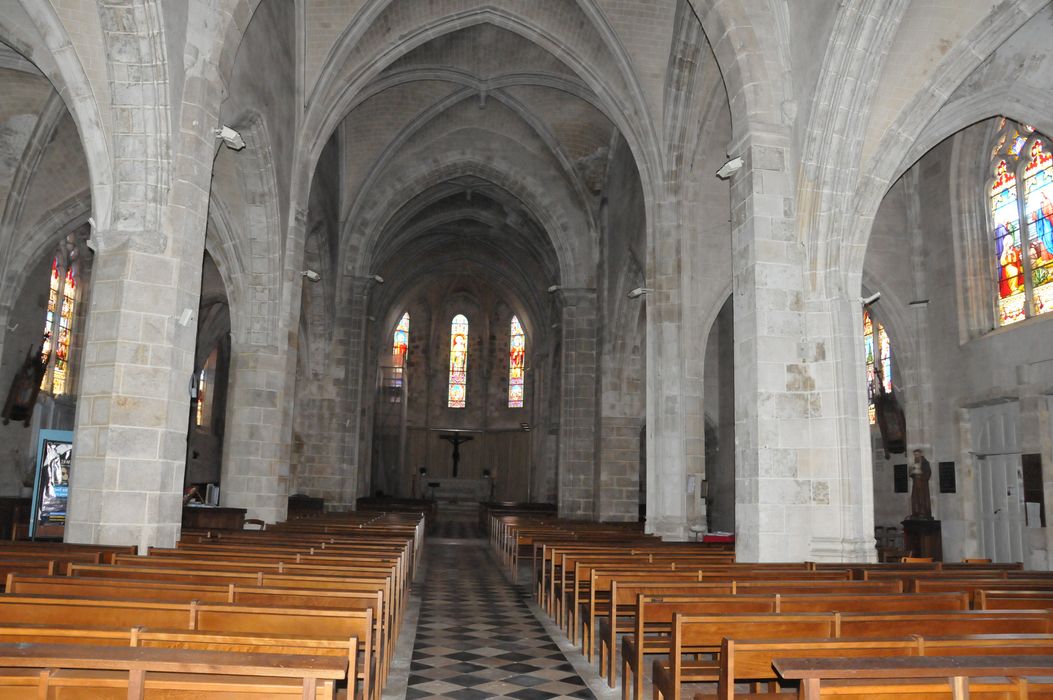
left=405, top=538, right=594, bottom=699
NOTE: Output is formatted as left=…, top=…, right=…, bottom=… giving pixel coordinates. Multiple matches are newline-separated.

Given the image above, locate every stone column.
left=346, top=277, right=373, bottom=509
left=645, top=201, right=694, bottom=540
left=65, top=239, right=193, bottom=551
left=219, top=343, right=290, bottom=523
left=732, top=128, right=875, bottom=562
left=557, top=288, right=598, bottom=519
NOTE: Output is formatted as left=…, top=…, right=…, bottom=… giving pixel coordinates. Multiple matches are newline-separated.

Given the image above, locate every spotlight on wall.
left=301, top=269, right=321, bottom=282
left=370, top=274, right=385, bottom=284
left=546, top=285, right=561, bottom=293
left=177, top=308, right=195, bottom=327
left=716, top=156, right=744, bottom=180
left=861, top=291, right=881, bottom=306
left=627, top=287, right=652, bottom=299
left=214, top=125, right=245, bottom=151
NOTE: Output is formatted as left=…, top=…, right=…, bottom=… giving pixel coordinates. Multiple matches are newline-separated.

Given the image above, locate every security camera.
left=627, top=287, right=650, bottom=299
left=371, top=274, right=384, bottom=284
left=546, top=285, right=561, bottom=293
left=861, top=292, right=881, bottom=306
left=716, top=156, right=744, bottom=180
left=215, top=125, right=245, bottom=151
left=301, top=269, right=320, bottom=282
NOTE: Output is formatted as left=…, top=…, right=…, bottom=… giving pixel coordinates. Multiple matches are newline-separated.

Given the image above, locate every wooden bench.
left=0, top=641, right=346, bottom=699
left=651, top=610, right=1053, bottom=700
left=0, top=591, right=377, bottom=699
left=773, top=654, right=1053, bottom=700
left=704, top=633, right=1053, bottom=699
left=614, top=592, right=967, bottom=700
left=977, top=589, right=1053, bottom=610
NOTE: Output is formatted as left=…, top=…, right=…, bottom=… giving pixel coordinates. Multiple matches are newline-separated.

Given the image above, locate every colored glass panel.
left=39, top=258, right=59, bottom=382
left=508, top=315, right=525, bottom=408
left=863, top=310, right=892, bottom=425
left=51, top=265, right=75, bottom=395
left=448, top=314, right=468, bottom=408
left=392, top=312, right=410, bottom=368
left=1023, top=140, right=1053, bottom=317
left=391, top=312, right=410, bottom=392
left=991, top=159, right=1025, bottom=325
left=1010, top=132, right=1027, bottom=157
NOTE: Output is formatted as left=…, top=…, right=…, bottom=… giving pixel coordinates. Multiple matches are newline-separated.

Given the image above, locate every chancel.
left=0, top=1, right=1052, bottom=698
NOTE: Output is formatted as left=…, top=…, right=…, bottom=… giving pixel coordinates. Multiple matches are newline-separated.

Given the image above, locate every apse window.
left=863, top=309, right=892, bottom=425
left=448, top=314, right=468, bottom=408
left=508, top=315, right=525, bottom=408
left=989, top=118, right=1053, bottom=326
left=39, top=256, right=77, bottom=396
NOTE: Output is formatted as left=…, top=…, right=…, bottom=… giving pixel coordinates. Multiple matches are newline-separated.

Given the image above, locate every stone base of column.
left=646, top=515, right=690, bottom=541
left=808, top=535, right=878, bottom=563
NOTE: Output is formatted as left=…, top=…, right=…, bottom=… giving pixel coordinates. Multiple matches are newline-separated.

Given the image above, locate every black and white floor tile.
left=405, top=540, right=594, bottom=699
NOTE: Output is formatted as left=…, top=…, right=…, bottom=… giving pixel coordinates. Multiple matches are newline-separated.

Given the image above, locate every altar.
left=422, top=478, right=490, bottom=504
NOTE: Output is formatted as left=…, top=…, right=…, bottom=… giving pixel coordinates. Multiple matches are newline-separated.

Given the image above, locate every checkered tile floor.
left=407, top=541, right=593, bottom=699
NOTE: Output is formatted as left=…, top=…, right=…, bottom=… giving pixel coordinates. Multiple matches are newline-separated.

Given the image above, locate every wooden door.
left=970, top=402, right=1025, bottom=563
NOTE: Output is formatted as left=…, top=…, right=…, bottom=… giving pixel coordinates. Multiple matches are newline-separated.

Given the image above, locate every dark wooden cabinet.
left=182, top=506, right=246, bottom=531
left=902, top=518, right=943, bottom=561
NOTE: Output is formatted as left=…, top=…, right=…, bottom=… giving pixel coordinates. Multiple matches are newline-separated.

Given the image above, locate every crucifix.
left=439, top=434, right=474, bottom=477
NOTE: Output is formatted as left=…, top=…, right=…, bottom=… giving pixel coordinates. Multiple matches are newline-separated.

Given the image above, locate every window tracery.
left=989, top=118, right=1053, bottom=325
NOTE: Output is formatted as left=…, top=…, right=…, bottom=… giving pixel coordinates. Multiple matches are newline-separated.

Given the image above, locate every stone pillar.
left=557, top=288, right=598, bottom=519
left=645, top=202, right=694, bottom=540
left=219, top=343, right=290, bottom=523
left=65, top=240, right=193, bottom=551
left=732, top=128, right=875, bottom=562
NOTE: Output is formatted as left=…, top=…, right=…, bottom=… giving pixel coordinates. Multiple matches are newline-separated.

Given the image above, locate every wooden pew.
left=651, top=610, right=1053, bottom=700
left=0, top=641, right=346, bottom=699
left=977, top=589, right=1053, bottom=610
left=772, top=654, right=1053, bottom=700
left=0, top=590, right=377, bottom=699
left=704, top=634, right=1053, bottom=700
left=614, top=591, right=967, bottom=700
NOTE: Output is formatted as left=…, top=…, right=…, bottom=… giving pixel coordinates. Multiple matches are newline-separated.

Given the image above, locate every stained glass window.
left=448, top=314, right=468, bottom=408
left=863, top=309, right=892, bottom=425
left=989, top=119, right=1053, bottom=325
left=1023, top=140, right=1053, bottom=317
left=40, top=257, right=76, bottom=395
left=39, top=258, right=59, bottom=376
left=194, top=348, right=217, bottom=430
left=508, top=316, right=525, bottom=408
left=392, top=312, right=410, bottom=388
left=991, top=158, right=1025, bottom=325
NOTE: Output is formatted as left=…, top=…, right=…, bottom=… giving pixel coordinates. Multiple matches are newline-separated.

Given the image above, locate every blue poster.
left=29, top=429, right=73, bottom=538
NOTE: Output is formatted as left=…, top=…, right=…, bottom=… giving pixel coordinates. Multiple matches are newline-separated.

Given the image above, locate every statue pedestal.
left=902, top=518, right=942, bottom=561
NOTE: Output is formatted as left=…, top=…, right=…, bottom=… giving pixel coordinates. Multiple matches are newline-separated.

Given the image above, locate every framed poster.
left=29, top=429, right=73, bottom=538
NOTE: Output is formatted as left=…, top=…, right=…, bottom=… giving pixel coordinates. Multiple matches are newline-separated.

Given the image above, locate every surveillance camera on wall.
left=301, top=269, right=321, bottom=282
left=861, top=291, right=881, bottom=306
left=716, top=156, right=744, bottom=180
left=215, top=125, right=245, bottom=151
left=546, top=285, right=561, bottom=293
left=371, top=274, right=384, bottom=284
left=627, top=287, right=650, bottom=299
